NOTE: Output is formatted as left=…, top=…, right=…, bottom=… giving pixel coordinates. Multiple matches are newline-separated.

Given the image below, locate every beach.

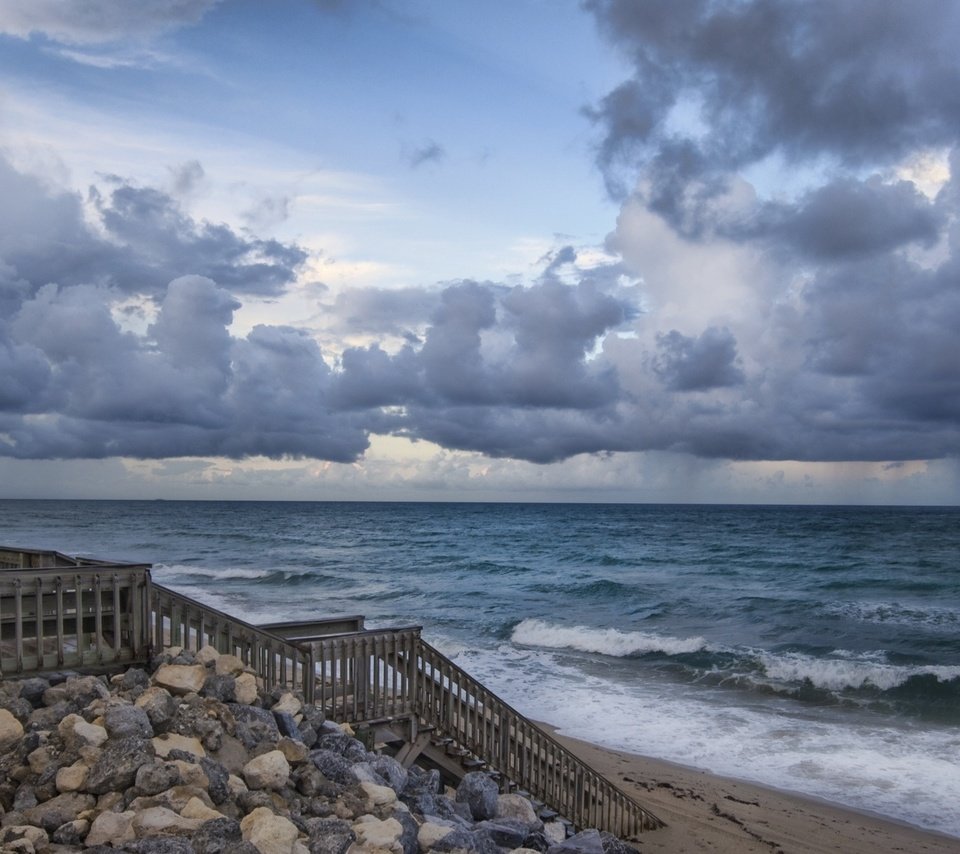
left=546, top=727, right=960, bottom=853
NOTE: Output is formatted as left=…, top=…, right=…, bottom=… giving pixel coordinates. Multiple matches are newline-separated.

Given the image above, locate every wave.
left=757, top=650, right=960, bottom=693
left=511, top=618, right=707, bottom=657
left=824, top=600, right=960, bottom=630
left=153, top=563, right=275, bottom=581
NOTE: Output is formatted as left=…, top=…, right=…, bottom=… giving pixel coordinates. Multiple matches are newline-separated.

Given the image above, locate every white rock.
left=243, top=750, right=291, bottom=791
left=215, top=653, right=248, bottom=676
left=495, top=793, right=539, bottom=826
left=543, top=821, right=567, bottom=845
left=234, top=672, right=259, bottom=704
left=417, top=821, right=454, bottom=852
left=272, top=692, right=302, bottom=716
left=278, top=736, right=309, bottom=764
left=85, top=810, right=136, bottom=847
left=181, top=796, right=223, bottom=822
left=153, top=663, right=207, bottom=696
left=360, top=781, right=397, bottom=807
left=55, top=762, right=88, bottom=793
left=241, top=806, right=301, bottom=854
left=196, top=644, right=221, bottom=665
left=171, top=758, right=209, bottom=788
left=228, top=773, right=249, bottom=796
left=0, top=708, right=24, bottom=753
left=57, top=714, right=108, bottom=750
left=351, top=816, right=403, bottom=852
left=131, top=805, right=203, bottom=837
left=152, top=732, right=206, bottom=758
left=339, top=722, right=355, bottom=736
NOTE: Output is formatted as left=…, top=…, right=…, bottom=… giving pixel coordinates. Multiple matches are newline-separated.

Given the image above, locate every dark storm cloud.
left=585, top=0, right=960, bottom=182
left=0, top=175, right=637, bottom=462
left=0, top=157, right=306, bottom=300
left=577, top=0, right=960, bottom=465
left=653, top=327, right=744, bottom=392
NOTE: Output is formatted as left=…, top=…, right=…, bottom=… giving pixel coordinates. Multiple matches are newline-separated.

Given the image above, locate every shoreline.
left=539, top=724, right=960, bottom=853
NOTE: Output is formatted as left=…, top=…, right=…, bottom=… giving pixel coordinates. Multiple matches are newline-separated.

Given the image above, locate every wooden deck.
left=0, top=546, right=664, bottom=839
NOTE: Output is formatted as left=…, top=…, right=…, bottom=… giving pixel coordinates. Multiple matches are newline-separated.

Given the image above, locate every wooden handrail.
left=150, top=583, right=315, bottom=703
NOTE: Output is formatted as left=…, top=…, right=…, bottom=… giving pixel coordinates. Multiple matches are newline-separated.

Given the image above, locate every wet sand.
left=542, top=726, right=960, bottom=853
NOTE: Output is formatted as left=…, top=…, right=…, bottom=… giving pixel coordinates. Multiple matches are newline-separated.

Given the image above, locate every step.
left=538, top=808, right=558, bottom=821
left=461, top=758, right=486, bottom=770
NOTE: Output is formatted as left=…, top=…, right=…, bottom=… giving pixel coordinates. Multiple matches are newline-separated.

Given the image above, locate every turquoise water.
left=2, top=500, right=959, bottom=836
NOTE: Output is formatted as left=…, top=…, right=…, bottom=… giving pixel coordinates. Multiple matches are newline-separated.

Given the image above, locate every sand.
left=541, top=726, right=960, bottom=853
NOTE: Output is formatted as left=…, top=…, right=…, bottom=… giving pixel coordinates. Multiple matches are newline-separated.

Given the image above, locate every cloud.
left=403, top=140, right=446, bottom=169
left=0, top=0, right=221, bottom=45
left=653, top=327, right=744, bottom=392
left=0, top=156, right=306, bottom=299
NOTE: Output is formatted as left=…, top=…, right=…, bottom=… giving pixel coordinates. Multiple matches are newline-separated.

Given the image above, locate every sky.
left=1, top=0, right=959, bottom=505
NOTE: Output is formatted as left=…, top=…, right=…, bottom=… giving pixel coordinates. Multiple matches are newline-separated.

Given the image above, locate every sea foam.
left=511, top=618, right=706, bottom=657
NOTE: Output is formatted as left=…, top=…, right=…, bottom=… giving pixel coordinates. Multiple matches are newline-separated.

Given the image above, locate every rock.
left=243, top=750, right=291, bottom=791
left=104, top=703, right=154, bottom=739
left=234, top=673, right=259, bottom=705
left=200, top=757, right=231, bottom=805
left=52, top=817, right=89, bottom=844
left=26, top=744, right=56, bottom=775
left=455, top=772, right=499, bottom=822
left=16, top=678, right=51, bottom=708
left=228, top=703, right=280, bottom=750
left=191, top=816, right=243, bottom=854
left=57, top=713, right=108, bottom=750
left=547, top=829, right=605, bottom=854
left=196, top=645, right=221, bottom=665
left=495, top=793, right=540, bottom=828
left=202, top=674, right=237, bottom=703
left=136, top=761, right=182, bottom=795
left=402, top=767, right=440, bottom=799
left=55, top=761, right=89, bottom=793
left=598, top=831, right=640, bottom=854
left=43, top=674, right=109, bottom=709
left=84, top=735, right=154, bottom=793
left=393, top=809, right=419, bottom=854
left=522, top=829, right=551, bottom=852
left=85, top=810, right=136, bottom=847
left=27, top=701, right=70, bottom=733
left=0, top=825, right=49, bottom=852
left=370, top=756, right=408, bottom=794
left=153, top=732, right=206, bottom=759
left=311, top=750, right=355, bottom=786
left=306, top=817, right=355, bottom=854
left=22, top=791, right=96, bottom=832
left=475, top=818, right=530, bottom=849
left=316, top=732, right=367, bottom=762
left=131, top=838, right=198, bottom=853
left=215, top=654, right=247, bottom=676
left=129, top=784, right=216, bottom=815
left=120, top=667, right=152, bottom=692
left=352, top=815, right=403, bottom=852
left=241, top=806, right=301, bottom=854
left=272, top=693, right=302, bottom=716
left=153, top=664, right=208, bottom=696
left=136, top=686, right=178, bottom=731
left=417, top=820, right=454, bottom=852
left=132, top=805, right=204, bottom=837
left=359, top=781, right=397, bottom=807
left=543, top=822, right=566, bottom=846
left=274, top=711, right=303, bottom=741
left=181, top=795, right=224, bottom=822
left=278, top=736, right=309, bottom=764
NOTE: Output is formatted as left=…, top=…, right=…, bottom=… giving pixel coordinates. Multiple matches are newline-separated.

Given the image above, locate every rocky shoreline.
left=0, top=646, right=642, bottom=854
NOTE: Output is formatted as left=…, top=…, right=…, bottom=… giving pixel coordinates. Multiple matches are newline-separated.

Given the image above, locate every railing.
left=413, top=639, right=663, bottom=837
left=314, top=628, right=664, bottom=837
left=150, top=583, right=314, bottom=703
left=0, top=564, right=152, bottom=676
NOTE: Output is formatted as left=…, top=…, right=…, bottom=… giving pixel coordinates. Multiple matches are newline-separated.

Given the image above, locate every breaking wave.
left=511, top=618, right=707, bottom=657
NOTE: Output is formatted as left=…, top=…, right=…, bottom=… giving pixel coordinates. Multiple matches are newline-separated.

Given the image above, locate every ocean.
left=2, top=500, right=959, bottom=837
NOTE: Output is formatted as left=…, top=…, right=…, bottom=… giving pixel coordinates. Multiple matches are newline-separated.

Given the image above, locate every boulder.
left=84, top=734, right=154, bottom=793
left=131, top=805, right=204, bottom=837
left=85, top=810, right=136, bottom=847
left=243, top=750, right=291, bottom=791
left=359, top=781, right=397, bottom=807
left=495, top=793, right=540, bottom=828
left=234, top=673, right=259, bottom=705
left=351, top=815, right=403, bottom=852
left=306, top=817, right=355, bottom=854
left=0, top=708, right=26, bottom=751
left=417, top=820, right=454, bottom=852
left=57, top=713, right=108, bottom=750
left=241, top=806, right=301, bottom=854
left=104, top=703, right=154, bottom=739
left=136, top=686, right=179, bottom=731
left=455, top=772, right=499, bottom=821
left=22, top=791, right=96, bottom=833
left=153, top=732, right=206, bottom=759
left=153, top=664, right=208, bottom=696
left=135, top=761, right=182, bottom=796
left=547, top=829, right=605, bottom=854
left=55, top=761, right=89, bottom=793
left=215, top=654, right=247, bottom=676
